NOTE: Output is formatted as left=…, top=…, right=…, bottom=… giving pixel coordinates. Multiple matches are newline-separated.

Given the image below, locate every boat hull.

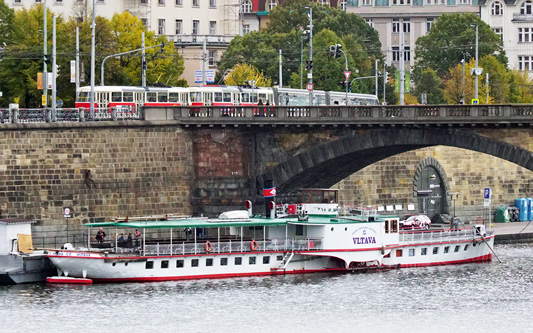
left=0, top=254, right=56, bottom=284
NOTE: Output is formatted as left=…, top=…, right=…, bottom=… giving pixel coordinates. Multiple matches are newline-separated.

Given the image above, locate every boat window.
left=421, top=248, right=427, bottom=255
left=176, top=259, right=184, bottom=268
left=454, top=245, right=460, bottom=252
left=158, top=92, right=168, bottom=102
left=391, top=220, right=398, bottom=233
left=161, top=260, right=169, bottom=269
left=444, top=246, right=450, bottom=254
left=123, top=92, right=134, bottom=102
left=214, top=92, right=223, bottom=102
left=263, top=256, right=270, bottom=264
left=146, top=261, right=154, bottom=269
left=169, top=93, right=179, bottom=103
left=220, top=258, right=228, bottom=266
left=111, top=92, right=122, bottom=102
left=433, top=247, right=439, bottom=254
left=464, top=244, right=469, bottom=251
left=249, top=257, right=256, bottom=265
left=206, top=258, right=213, bottom=267
left=223, top=93, right=232, bottom=102
left=409, top=249, right=415, bottom=256
left=295, top=225, right=304, bottom=236
left=235, top=257, right=242, bottom=265
left=191, top=259, right=199, bottom=267
left=276, top=255, right=283, bottom=261
left=396, top=249, right=403, bottom=257
left=385, top=221, right=390, bottom=233
left=147, top=92, right=157, bottom=102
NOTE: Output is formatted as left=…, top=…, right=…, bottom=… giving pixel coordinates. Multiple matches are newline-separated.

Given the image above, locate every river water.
left=1, top=244, right=532, bottom=333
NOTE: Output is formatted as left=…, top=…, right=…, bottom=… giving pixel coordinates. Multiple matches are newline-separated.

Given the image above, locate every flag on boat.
left=263, top=187, right=276, bottom=197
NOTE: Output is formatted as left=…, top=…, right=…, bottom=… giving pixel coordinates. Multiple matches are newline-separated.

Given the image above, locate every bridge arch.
left=257, top=128, right=533, bottom=195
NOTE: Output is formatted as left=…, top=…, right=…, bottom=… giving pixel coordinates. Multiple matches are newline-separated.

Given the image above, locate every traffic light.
left=142, top=60, right=148, bottom=71
left=160, top=42, right=165, bottom=54
left=347, top=81, right=352, bottom=92
left=335, top=44, right=342, bottom=58
left=329, top=45, right=336, bottom=58
left=305, top=60, right=313, bottom=70
left=340, top=81, right=346, bottom=89
left=55, top=64, right=60, bottom=76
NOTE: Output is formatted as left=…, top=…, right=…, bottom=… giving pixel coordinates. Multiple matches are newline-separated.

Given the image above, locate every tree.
left=479, top=55, right=510, bottom=104
left=415, top=13, right=506, bottom=77
left=443, top=59, right=491, bottom=104
left=508, top=70, right=533, bottom=103
left=414, top=67, right=444, bottom=104
left=224, top=63, right=272, bottom=87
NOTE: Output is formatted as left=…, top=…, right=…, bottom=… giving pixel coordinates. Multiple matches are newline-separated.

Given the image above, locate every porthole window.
left=161, top=260, right=169, bottom=268
left=191, top=259, right=199, bottom=267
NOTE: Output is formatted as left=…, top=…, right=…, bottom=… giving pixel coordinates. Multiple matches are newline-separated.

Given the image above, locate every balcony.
left=513, top=13, right=533, bottom=22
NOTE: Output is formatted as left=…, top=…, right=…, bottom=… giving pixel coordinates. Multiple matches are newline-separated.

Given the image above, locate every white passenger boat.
left=47, top=190, right=495, bottom=283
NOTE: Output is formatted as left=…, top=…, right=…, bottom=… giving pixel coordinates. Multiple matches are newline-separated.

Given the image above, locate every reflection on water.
left=1, top=244, right=533, bottom=332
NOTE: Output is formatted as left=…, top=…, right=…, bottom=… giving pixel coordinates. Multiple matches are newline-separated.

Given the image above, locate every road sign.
left=483, top=187, right=491, bottom=207
left=63, top=207, right=71, bottom=218
left=306, top=82, right=314, bottom=91
left=344, top=71, right=351, bottom=81
left=472, top=99, right=479, bottom=105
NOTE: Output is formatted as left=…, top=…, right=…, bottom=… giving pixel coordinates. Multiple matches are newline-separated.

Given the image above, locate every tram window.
left=242, top=93, right=249, bottom=103
left=190, top=92, right=202, bottom=102
left=396, top=249, right=403, bottom=257
left=444, top=246, right=450, bottom=254
left=191, top=259, right=199, bottom=267
left=421, top=248, right=427, bottom=255
left=169, top=93, right=179, bottom=103
left=409, top=249, right=415, bottom=256
left=433, top=247, right=439, bottom=254
left=161, top=260, right=169, bottom=269
left=249, top=256, right=256, bottom=265
left=206, top=258, right=213, bottom=267
left=77, top=92, right=89, bottom=102
left=220, top=258, right=228, bottom=266
left=223, top=93, right=232, bottom=102
left=176, top=259, right=184, bottom=268
left=147, top=92, right=157, bottom=102
left=259, top=93, right=266, bottom=101
left=123, top=92, right=133, bottom=102
left=158, top=92, right=168, bottom=102
left=251, top=94, right=258, bottom=103
left=454, top=245, right=460, bottom=253
left=214, top=92, right=223, bottom=102
left=235, top=257, right=242, bottom=265
left=145, top=261, right=154, bottom=269
left=111, top=92, right=122, bottom=102
left=263, top=256, right=270, bottom=264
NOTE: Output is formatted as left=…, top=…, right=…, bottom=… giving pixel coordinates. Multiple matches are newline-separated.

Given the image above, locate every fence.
left=0, top=106, right=143, bottom=124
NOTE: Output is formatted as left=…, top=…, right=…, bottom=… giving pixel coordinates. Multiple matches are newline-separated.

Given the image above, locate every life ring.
left=250, top=240, right=258, bottom=251
left=205, top=241, right=212, bottom=253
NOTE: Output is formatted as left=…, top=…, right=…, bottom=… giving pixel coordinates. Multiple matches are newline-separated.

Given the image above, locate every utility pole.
left=76, top=27, right=80, bottom=93
left=52, top=15, right=56, bottom=118
left=202, top=37, right=207, bottom=86
left=300, top=37, right=303, bottom=89
left=461, top=58, right=465, bottom=104
left=383, top=62, right=387, bottom=105
left=486, top=73, right=489, bottom=104
left=43, top=0, right=47, bottom=108
left=89, top=0, right=96, bottom=118
left=279, top=49, right=282, bottom=88
left=399, top=19, right=405, bottom=105
left=306, top=5, right=313, bottom=106
left=374, top=59, right=378, bottom=98
left=142, top=32, right=146, bottom=87
left=472, top=23, right=479, bottom=100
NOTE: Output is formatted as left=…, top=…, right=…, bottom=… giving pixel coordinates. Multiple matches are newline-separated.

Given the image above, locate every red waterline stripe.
left=395, top=254, right=493, bottom=268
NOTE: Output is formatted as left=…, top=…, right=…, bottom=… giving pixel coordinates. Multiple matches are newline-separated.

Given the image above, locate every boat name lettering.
left=57, top=252, right=92, bottom=257
left=352, top=236, right=376, bottom=245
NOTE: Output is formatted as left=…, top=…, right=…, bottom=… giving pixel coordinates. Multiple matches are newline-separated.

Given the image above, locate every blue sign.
left=484, top=187, right=491, bottom=199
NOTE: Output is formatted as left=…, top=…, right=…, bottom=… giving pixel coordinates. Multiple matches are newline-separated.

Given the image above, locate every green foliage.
left=224, top=63, right=272, bottom=87
left=479, top=55, right=509, bottom=104
left=414, top=67, right=444, bottom=105
left=508, top=70, right=533, bottom=103
left=415, top=13, right=507, bottom=77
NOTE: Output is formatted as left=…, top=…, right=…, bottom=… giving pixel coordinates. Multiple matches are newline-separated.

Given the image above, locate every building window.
left=161, top=260, right=169, bottom=268
left=491, top=1, right=503, bottom=15
left=365, top=18, right=373, bottom=28
left=340, top=0, right=347, bottom=10
left=426, top=18, right=433, bottom=34
left=193, top=20, right=199, bottom=35
left=243, top=24, right=250, bottom=35
left=158, top=0, right=165, bottom=5
left=175, top=0, right=182, bottom=5
left=209, top=50, right=216, bottom=67
left=392, top=0, right=411, bottom=4
left=519, top=56, right=533, bottom=71
left=210, top=0, right=216, bottom=7
left=263, top=256, right=270, bottom=264
left=146, top=261, right=154, bottom=269
left=175, top=20, right=182, bottom=34
left=433, top=247, right=439, bottom=254
left=409, top=248, right=415, bottom=256
left=319, top=0, right=330, bottom=5
left=55, top=0, right=63, bottom=3
left=191, top=259, right=199, bottom=267
left=242, top=0, right=252, bottom=13
left=521, top=1, right=533, bottom=14
left=235, top=257, right=242, bottom=265
left=268, top=0, right=277, bottom=10
left=193, top=0, right=199, bottom=6
left=141, top=18, right=148, bottom=27
left=14, top=0, right=22, bottom=4
left=392, top=47, right=400, bottom=61
left=519, top=28, right=532, bottom=43
left=421, top=248, right=427, bottom=255
left=362, top=0, right=372, bottom=5
left=158, top=19, right=165, bottom=35
left=220, top=257, right=228, bottom=265
left=403, top=19, right=410, bottom=33
left=392, top=19, right=400, bottom=33
left=209, top=21, right=216, bottom=35
left=249, top=256, right=256, bottom=265
left=404, top=46, right=411, bottom=61
left=459, top=0, right=470, bottom=3
left=493, top=28, right=503, bottom=41
left=176, top=259, right=184, bottom=268
left=206, top=258, right=213, bottom=266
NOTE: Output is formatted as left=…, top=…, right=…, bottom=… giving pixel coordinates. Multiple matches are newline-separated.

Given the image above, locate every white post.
left=142, top=32, right=146, bottom=87
left=202, top=38, right=207, bottom=86
left=399, top=20, right=405, bottom=105
left=170, top=228, right=173, bottom=254
left=76, top=27, right=80, bottom=93
left=375, top=59, right=378, bottom=97
left=486, top=73, right=489, bottom=104
left=279, top=49, right=282, bottom=88
left=383, top=62, right=386, bottom=105
left=51, top=15, right=56, bottom=117
left=89, top=0, right=96, bottom=118
left=307, top=5, right=313, bottom=106
left=475, top=24, right=479, bottom=100
left=43, top=0, right=48, bottom=108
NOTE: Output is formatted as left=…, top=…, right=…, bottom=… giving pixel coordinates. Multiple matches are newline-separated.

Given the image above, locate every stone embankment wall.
left=0, top=125, right=193, bottom=247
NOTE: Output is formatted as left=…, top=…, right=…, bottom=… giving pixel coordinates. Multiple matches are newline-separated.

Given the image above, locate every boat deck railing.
left=116, top=238, right=323, bottom=256
left=399, top=228, right=483, bottom=244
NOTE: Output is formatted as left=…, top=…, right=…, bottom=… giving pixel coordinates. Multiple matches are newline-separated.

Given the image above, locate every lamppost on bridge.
left=470, top=23, right=481, bottom=101
left=305, top=5, right=313, bottom=106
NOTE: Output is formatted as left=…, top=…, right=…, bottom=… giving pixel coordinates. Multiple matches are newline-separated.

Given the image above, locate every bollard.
left=79, top=108, right=85, bottom=122
left=9, top=103, right=18, bottom=124
left=111, top=107, right=117, bottom=121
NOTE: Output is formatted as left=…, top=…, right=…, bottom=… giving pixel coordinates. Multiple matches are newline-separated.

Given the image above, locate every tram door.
left=134, top=92, right=144, bottom=111
left=418, top=166, right=443, bottom=217
left=95, top=91, right=109, bottom=111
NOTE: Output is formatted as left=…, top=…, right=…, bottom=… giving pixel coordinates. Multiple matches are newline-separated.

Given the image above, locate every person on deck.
left=95, top=227, right=106, bottom=243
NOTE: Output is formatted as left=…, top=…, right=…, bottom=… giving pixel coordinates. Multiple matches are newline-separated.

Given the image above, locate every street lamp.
left=461, top=58, right=465, bottom=104
left=305, top=5, right=313, bottom=106
left=470, top=23, right=479, bottom=100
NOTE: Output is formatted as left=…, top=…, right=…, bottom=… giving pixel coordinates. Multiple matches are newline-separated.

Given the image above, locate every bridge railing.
left=0, top=106, right=143, bottom=124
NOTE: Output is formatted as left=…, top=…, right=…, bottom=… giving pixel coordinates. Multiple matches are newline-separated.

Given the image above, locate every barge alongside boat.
left=47, top=189, right=495, bottom=283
